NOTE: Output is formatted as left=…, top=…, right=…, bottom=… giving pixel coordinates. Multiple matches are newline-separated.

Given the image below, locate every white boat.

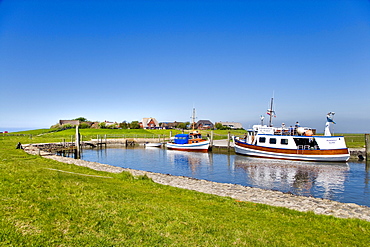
left=144, top=142, right=162, bottom=148
left=166, top=108, right=210, bottom=152
left=233, top=100, right=350, bottom=162
left=166, top=132, right=210, bottom=152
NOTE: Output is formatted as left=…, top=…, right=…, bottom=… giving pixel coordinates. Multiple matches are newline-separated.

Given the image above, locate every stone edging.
left=25, top=148, right=370, bottom=222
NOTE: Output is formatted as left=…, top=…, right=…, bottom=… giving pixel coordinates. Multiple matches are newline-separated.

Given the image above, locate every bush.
left=79, top=123, right=90, bottom=129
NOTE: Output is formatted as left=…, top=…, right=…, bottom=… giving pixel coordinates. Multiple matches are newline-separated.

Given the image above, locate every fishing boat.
left=233, top=99, right=350, bottom=162
left=166, top=108, right=210, bottom=152
left=166, top=132, right=210, bottom=152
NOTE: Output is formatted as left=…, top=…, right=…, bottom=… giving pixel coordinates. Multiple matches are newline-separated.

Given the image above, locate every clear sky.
left=1, top=0, right=369, bottom=133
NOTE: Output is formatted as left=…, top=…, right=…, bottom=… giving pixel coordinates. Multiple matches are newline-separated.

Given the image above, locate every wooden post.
left=227, top=131, right=231, bottom=152
left=365, top=134, right=370, bottom=161
left=75, top=126, right=81, bottom=159
left=210, top=131, right=214, bottom=148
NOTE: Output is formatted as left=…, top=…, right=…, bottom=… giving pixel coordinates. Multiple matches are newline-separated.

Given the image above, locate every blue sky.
left=1, top=0, right=369, bottom=133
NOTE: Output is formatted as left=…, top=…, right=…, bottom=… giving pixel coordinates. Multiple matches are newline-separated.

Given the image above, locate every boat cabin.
left=173, top=134, right=189, bottom=144
left=173, top=132, right=205, bottom=144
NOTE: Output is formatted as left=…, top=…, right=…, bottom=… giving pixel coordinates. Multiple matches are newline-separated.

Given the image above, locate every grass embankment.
left=339, top=134, right=366, bottom=148
left=1, top=130, right=369, bottom=246
left=8, top=128, right=365, bottom=148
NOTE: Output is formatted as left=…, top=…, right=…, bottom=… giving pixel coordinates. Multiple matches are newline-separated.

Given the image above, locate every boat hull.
left=166, top=141, right=210, bottom=152
left=234, top=139, right=350, bottom=162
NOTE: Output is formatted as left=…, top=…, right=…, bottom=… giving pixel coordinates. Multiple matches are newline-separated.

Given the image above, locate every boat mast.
left=192, top=108, right=196, bottom=131
left=268, top=97, right=274, bottom=127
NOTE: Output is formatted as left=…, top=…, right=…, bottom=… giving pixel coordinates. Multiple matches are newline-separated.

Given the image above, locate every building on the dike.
left=160, top=121, right=183, bottom=129
left=140, top=118, right=159, bottom=129
left=59, top=119, right=95, bottom=128
left=195, top=120, right=214, bottom=130
left=216, top=121, right=243, bottom=129
left=59, top=120, right=80, bottom=126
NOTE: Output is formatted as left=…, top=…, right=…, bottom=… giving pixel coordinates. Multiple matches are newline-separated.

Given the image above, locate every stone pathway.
left=24, top=148, right=370, bottom=222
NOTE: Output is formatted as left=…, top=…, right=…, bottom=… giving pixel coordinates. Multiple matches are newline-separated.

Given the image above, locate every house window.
left=281, top=139, right=288, bottom=145
left=259, top=137, right=266, bottom=143
left=269, top=138, right=277, bottom=144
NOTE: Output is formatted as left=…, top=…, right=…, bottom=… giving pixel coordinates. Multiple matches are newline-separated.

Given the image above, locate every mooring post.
left=210, top=131, right=214, bottom=148
left=227, top=131, right=231, bottom=152
left=365, top=134, right=370, bottom=161
left=75, top=126, right=81, bottom=159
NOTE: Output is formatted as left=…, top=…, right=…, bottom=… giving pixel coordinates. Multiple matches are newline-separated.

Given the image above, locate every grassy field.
left=1, top=130, right=369, bottom=245
left=339, top=133, right=366, bottom=148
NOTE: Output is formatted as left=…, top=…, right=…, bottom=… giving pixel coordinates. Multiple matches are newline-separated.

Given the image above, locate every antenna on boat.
left=191, top=107, right=196, bottom=131
left=267, top=97, right=276, bottom=127
left=260, top=115, right=264, bottom=126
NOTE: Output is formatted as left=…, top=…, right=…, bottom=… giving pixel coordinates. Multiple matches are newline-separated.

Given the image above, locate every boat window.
left=259, top=137, right=266, bottom=143
left=281, top=139, right=288, bottom=145
left=269, top=138, right=277, bottom=144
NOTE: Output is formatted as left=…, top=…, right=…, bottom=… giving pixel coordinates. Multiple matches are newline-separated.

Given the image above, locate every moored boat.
left=233, top=100, right=350, bottom=162
left=166, top=132, right=210, bottom=152
left=144, top=142, right=162, bottom=148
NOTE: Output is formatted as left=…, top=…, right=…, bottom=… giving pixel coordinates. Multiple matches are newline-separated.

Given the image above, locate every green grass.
left=339, top=134, right=366, bottom=148
left=0, top=131, right=369, bottom=245
left=5, top=128, right=246, bottom=143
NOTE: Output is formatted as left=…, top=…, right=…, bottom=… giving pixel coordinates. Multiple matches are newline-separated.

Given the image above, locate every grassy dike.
left=0, top=130, right=369, bottom=246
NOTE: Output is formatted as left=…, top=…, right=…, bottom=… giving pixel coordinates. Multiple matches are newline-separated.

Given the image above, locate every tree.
left=73, top=117, right=88, bottom=122
left=185, top=122, right=190, bottom=129
left=79, top=122, right=90, bottom=129
left=215, top=123, right=230, bottom=130
left=130, top=121, right=140, bottom=129
left=119, top=121, right=128, bottom=129
left=98, top=122, right=107, bottom=129
left=215, top=123, right=224, bottom=130
left=177, top=122, right=187, bottom=130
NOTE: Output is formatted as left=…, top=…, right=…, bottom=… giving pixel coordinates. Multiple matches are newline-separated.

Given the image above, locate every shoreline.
left=24, top=147, right=370, bottom=222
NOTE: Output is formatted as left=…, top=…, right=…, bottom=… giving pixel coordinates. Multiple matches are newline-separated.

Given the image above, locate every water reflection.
left=233, top=156, right=349, bottom=198
left=166, top=150, right=211, bottom=175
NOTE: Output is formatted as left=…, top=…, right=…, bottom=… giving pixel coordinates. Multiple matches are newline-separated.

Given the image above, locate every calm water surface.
left=81, top=147, right=370, bottom=207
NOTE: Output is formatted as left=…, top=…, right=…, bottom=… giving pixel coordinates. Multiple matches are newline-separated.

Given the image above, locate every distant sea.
left=0, top=127, right=40, bottom=133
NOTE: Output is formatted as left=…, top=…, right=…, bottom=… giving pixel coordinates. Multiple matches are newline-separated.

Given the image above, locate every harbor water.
left=81, top=147, right=370, bottom=207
